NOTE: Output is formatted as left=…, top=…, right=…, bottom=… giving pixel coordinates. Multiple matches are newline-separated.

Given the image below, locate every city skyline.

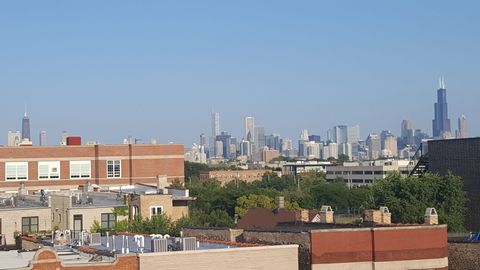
left=1, top=1, right=479, bottom=145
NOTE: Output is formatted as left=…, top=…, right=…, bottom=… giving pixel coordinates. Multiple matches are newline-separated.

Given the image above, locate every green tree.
left=364, top=172, right=466, bottom=232
left=235, top=194, right=276, bottom=218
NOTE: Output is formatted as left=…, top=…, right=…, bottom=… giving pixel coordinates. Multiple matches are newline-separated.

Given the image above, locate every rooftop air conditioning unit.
left=182, top=237, right=197, bottom=251
left=151, top=238, right=168, bottom=253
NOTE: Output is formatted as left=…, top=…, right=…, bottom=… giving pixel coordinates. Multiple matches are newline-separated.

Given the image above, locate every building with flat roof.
left=10, top=233, right=298, bottom=270
left=0, top=144, right=184, bottom=193
left=425, top=137, right=480, bottom=230
left=325, top=159, right=414, bottom=186
left=199, top=170, right=272, bottom=186
left=282, top=161, right=332, bottom=176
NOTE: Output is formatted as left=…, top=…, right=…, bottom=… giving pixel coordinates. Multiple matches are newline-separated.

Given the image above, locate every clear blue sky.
left=1, top=1, right=478, bottom=145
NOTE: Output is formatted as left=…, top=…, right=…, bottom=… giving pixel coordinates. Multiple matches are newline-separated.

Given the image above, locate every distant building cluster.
left=187, top=78, right=468, bottom=166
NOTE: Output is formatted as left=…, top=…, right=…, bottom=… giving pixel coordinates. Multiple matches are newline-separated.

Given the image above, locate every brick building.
left=199, top=169, right=272, bottom=186
left=0, top=144, right=184, bottom=193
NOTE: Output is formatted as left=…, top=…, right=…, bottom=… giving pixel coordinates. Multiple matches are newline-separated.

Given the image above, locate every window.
left=38, top=161, right=60, bottom=180
left=5, top=162, right=28, bottom=181
left=150, top=206, right=163, bottom=218
left=107, top=160, right=121, bottom=178
left=101, top=213, right=116, bottom=229
left=22, top=217, right=38, bottom=233
left=70, top=161, right=91, bottom=179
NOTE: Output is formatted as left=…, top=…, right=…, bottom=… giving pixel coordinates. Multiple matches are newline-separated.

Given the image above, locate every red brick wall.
left=0, top=144, right=184, bottom=191
left=311, top=226, right=448, bottom=265
left=29, top=249, right=138, bottom=270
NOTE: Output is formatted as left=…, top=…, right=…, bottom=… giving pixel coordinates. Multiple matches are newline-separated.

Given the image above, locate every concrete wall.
left=67, top=206, right=124, bottom=232
left=242, top=230, right=311, bottom=270
left=182, top=227, right=244, bottom=242
left=130, top=194, right=188, bottom=222
left=138, top=245, right=299, bottom=270
left=0, top=208, right=51, bottom=245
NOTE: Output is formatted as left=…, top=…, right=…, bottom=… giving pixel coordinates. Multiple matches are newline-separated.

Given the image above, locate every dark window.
left=22, top=217, right=39, bottom=234
left=101, top=213, right=116, bottom=229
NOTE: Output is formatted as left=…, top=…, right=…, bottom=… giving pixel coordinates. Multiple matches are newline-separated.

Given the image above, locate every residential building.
left=0, top=144, right=184, bottom=192
left=432, top=77, right=451, bottom=138
left=326, top=160, right=413, bottom=186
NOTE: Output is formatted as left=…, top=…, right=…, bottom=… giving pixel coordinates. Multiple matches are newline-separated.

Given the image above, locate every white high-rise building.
left=338, top=143, right=352, bottom=160
left=209, top=111, right=220, bottom=157
left=366, top=133, right=381, bottom=160
left=382, top=135, right=398, bottom=158
left=300, top=129, right=309, bottom=141
left=244, top=116, right=255, bottom=142
left=322, top=142, right=338, bottom=159
left=39, top=131, right=47, bottom=146
left=7, top=131, right=21, bottom=147
left=456, top=114, right=468, bottom=138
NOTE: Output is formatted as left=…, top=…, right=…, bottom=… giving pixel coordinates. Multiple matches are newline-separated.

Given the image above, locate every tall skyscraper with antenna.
left=22, top=106, right=31, bottom=141
left=432, top=77, right=451, bottom=138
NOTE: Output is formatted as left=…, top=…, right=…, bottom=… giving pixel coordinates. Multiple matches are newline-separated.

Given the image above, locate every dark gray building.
left=22, top=112, right=30, bottom=140
left=432, top=78, right=451, bottom=138
left=427, top=138, right=480, bottom=230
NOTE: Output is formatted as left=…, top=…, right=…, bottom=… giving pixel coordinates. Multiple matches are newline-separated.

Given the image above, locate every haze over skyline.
left=1, top=1, right=478, bottom=145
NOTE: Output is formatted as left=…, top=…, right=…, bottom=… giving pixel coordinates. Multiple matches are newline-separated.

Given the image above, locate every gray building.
left=39, top=131, right=47, bottom=146
left=366, top=133, right=381, bottom=160
left=432, top=78, right=451, bottom=138
left=22, top=112, right=30, bottom=141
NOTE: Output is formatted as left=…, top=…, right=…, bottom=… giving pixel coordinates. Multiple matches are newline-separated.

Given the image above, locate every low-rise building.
left=283, top=161, right=332, bottom=176
left=199, top=170, right=272, bottom=186
left=326, top=159, right=415, bottom=186
left=0, top=144, right=184, bottom=193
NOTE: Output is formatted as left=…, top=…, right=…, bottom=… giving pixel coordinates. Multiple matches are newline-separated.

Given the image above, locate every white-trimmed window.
left=149, top=206, right=163, bottom=219
left=38, top=161, right=60, bottom=180
left=70, top=161, right=91, bottom=179
left=6, top=162, right=28, bottom=181
left=107, top=160, right=121, bottom=178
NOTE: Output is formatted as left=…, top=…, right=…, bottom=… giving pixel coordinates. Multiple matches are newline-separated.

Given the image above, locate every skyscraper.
left=209, top=111, right=220, bottom=157
left=22, top=110, right=31, bottom=141
left=401, top=120, right=413, bottom=139
left=39, top=131, right=47, bottom=146
left=432, top=78, right=451, bottom=138
left=457, top=114, right=468, bottom=138
left=366, top=133, right=381, bottom=160
left=200, top=133, right=207, bottom=147
left=7, top=131, right=21, bottom=146
left=244, top=116, right=255, bottom=142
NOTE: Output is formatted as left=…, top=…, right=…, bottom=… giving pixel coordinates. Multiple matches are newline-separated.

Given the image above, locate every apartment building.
left=0, top=144, right=184, bottom=193
left=199, top=170, right=272, bottom=186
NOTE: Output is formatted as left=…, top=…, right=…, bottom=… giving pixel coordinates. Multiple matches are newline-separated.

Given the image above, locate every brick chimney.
left=424, top=208, right=438, bottom=225
left=275, top=196, right=285, bottom=209
left=157, top=175, right=169, bottom=194
left=365, top=207, right=391, bottom=225
left=319, top=205, right=334, bottom=224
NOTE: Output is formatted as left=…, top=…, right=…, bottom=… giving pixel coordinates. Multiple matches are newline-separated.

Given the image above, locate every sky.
left=1, top=1, right=479, bottom=146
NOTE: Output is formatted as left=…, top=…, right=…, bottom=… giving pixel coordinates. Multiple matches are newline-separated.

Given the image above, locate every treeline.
left=184, top=161, right=467, bottom=232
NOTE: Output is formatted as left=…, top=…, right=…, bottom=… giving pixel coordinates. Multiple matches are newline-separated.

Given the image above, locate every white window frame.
left=106, top=160, right=121, bottom=178
left=70, top=160, right=91, bottom=179
left=5, top=162, right=28, bottom=181
left=149, top=206, right=163, bottom=219
left=38, top=161, right=61, bottom=180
